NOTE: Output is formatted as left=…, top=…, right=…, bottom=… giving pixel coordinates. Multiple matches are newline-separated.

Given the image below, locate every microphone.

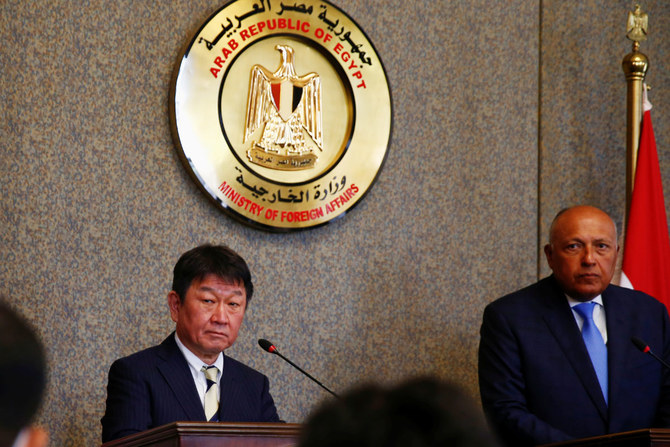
left=631, top=336, right=670, bottom=369
left=258, top=338, right=339, bottom=398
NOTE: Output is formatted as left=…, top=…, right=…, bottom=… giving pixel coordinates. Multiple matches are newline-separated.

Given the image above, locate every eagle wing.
left=244, top=65, right=274, bottom=143
left=297, top=73, right=323, bottom=150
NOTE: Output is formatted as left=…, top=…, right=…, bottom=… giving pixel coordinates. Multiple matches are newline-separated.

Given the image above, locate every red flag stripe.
left=622, top=108, right=670, bottom=311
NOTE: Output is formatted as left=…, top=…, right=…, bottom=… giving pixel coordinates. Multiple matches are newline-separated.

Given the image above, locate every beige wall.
left=1, top=1, right=669, bottom=445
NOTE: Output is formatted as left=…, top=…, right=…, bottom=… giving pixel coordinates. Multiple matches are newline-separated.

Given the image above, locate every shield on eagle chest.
left=270, top=79, right=303, bottom=121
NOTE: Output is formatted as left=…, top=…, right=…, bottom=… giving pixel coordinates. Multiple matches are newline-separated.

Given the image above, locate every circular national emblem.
left=169, top=0, right=392, bottom=231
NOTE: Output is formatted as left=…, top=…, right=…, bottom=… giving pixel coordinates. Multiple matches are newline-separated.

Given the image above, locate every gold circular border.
left=169, top=0, right=392, bottom=231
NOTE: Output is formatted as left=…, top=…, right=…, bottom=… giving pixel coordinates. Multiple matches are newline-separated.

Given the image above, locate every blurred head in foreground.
left=298, top=376, right=499, bottom=447
left=0, top=299, right=48, bottom=447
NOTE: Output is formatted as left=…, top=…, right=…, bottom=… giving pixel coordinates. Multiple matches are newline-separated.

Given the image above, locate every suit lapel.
left=156, top=333, right=206, bottom=421
left=541, top=278, right=608, bottom=421
left=602, top=286, right=628, bottom=418
left=218, top=355, right=247, bottom=421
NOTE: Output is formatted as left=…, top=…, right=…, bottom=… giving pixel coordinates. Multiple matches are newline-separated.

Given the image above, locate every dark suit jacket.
left=478, top=276, right=670, bottom=446
left=101, top=333, right=280, bottom=443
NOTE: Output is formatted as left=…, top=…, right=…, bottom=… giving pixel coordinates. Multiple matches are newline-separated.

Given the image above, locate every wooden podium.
left=543, top=429, right=670, bottom=447
left=101, top=422, right=301, bottom=447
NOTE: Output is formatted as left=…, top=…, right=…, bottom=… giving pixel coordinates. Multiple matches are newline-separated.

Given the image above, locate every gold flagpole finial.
left=626, top=4, right=648, bottom=45
left=622, top=3, right=649, bottom=82
left=622, top=3, right=649, bottom=229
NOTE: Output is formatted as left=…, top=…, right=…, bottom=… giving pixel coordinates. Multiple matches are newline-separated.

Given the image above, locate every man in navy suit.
left=479, top=206, right=670, bottom=446
left=101, top=244, right=280, bottom=443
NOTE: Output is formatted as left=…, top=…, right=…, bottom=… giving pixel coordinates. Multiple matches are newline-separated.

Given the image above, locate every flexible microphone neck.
left=258, top=338, right=339, bottom=398
left=631, top=336, right=670, bottom=370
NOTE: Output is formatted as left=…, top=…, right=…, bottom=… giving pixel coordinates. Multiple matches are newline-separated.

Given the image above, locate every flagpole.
left=621, top=4, right=649, bottom=224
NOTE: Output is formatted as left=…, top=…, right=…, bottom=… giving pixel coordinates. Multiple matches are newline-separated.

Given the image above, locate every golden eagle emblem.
left=626, top=4, right=648, bottom=43
left=243, top=45, right=323, bottom=170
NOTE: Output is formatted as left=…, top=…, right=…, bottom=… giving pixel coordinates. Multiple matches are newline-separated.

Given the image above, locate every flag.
left=620, top=88, right=670, bottom=311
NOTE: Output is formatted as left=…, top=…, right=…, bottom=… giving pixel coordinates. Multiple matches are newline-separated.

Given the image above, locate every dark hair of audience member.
left=298, top=376, right=499, bottom=447
left=0, top=299, right=47, bottom=445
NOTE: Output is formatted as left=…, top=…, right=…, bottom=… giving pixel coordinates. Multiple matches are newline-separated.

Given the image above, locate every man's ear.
left=167, top=291, right=181, bottom=323
left=544, top=244, right=554, bottom=270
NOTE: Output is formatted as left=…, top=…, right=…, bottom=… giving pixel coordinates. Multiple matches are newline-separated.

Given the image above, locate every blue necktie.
left=574, top=302, right=608, bottom=405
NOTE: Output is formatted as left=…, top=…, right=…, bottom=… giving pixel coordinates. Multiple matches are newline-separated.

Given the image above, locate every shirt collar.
left=174, top=332, right=224, bottom=371
left=566, top=294, right=604, bottom=307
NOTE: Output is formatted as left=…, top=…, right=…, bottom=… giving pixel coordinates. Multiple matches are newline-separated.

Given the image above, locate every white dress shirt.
left=174, top=333, right=224, bottom=407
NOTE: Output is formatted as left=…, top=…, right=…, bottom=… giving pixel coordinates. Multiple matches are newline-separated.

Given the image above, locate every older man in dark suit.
left=101, top=244, right=280, bottom=443
left=479, top=206, right=670, bottom=446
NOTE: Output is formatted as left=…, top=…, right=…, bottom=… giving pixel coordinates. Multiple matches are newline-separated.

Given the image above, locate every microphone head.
left=258, top=338, right=277, bottom=353
left=631, top=336, right=649, bottom=353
